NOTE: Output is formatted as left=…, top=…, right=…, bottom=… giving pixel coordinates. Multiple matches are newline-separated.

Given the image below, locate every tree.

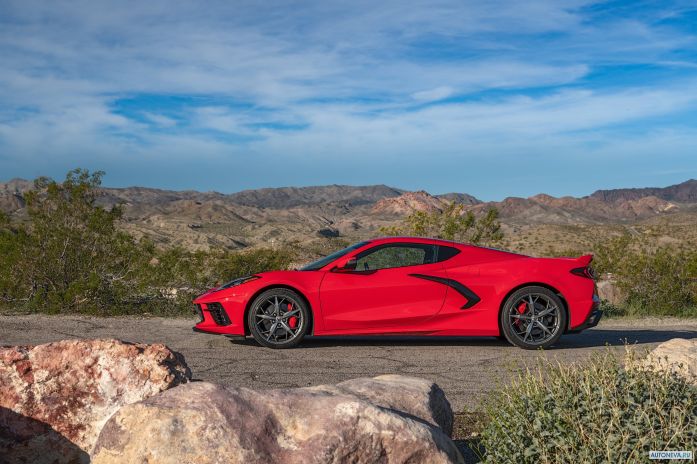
left=380, top=202, right=503, bottom=245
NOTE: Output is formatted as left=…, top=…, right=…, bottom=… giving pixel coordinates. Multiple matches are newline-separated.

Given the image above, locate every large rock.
left=596, top=276, right=623, bottom=306
left=0, top=338, right=191, bottom=463
left=92, top=379, right=463, bottom=464
left=313, top=374, right=453, bottom=436
left=643, top=338, right=697, bottom=385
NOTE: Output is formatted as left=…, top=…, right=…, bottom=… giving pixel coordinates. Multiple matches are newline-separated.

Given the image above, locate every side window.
left=436, top=245, right=460, bottom=262
left=355, top=244, right=436, bottom=271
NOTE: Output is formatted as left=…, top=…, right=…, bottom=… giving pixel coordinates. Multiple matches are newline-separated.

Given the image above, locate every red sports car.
left=193, top=237, right=601, bottom=349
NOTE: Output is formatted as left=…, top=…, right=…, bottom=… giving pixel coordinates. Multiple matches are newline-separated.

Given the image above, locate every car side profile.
left=193, top=237, right=602, bottom=349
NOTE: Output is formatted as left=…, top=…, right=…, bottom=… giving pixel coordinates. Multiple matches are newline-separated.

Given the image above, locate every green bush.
left=97, top=244, right=295, bottom=316
left=0, top=170, right=151, bottom=313
left=478, top=349, right=697, bottom=463
left=0, top=169, right=297, bottom=316
left=617, top=248, right=697, bottom=317
left=545, top=234, right=697, bottom=317
left=215, top=246, right=296, bottom=281
left=379, top=201, right=503, bottom=245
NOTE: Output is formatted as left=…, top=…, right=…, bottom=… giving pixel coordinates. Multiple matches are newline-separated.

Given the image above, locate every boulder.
left=643, top=338, right=697, bottom=385
left=596, top=276, right=623, bottom=306
left=0, top=339, right=191, bottom=463
left=313, top=374, right=454, bottom=436
left=92, top=379, right=463, bottom=464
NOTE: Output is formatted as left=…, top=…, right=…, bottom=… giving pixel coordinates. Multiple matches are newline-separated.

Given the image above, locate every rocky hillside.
left=589, top=179, right=697, bottom=203
left=1, top=178, right=695, bottom=251
left=472, top=192, right=680, bottom=224
left=372, top=191, right=451, bottom=215
left=228, top=184, right=404, bottom=208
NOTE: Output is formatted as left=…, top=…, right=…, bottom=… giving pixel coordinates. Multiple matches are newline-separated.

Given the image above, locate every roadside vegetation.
left=473, top=348, right=697, bottom=463
left=0, top=169, right=295, bottom=315
left=548, top=234, right=697, bottom=317
left=597, top=235, right=697, bottom=317
left=1, top=168, right=695, bottom=317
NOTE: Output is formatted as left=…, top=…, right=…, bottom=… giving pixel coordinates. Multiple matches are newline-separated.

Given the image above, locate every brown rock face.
left=596, top=277, right=623, bottom=306
left=372, top=191, right=447, bottom=215
left=643, top=338, right=697, bottom=385
left=92, top=378, right=462, bottom=464
left=0, top=339, right=191, bottom=463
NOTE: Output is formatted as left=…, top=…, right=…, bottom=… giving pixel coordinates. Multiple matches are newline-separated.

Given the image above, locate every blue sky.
left=0, top=0, right=696, bottom=200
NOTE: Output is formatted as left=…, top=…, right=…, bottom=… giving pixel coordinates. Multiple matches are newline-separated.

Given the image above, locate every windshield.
left=300, top=241, right=370, bottom=271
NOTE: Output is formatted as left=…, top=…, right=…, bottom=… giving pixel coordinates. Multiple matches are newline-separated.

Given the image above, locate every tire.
left=500, top=286, right=567, bottom=350
left=247, top=288, right=310, bottom=349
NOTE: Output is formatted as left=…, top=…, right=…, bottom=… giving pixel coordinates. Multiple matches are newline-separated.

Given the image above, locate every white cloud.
left=0, top=0, right=696, bottom=196
left=412, top=86, right=455, bottom=102
left=143, top=113, right=178, bottom=128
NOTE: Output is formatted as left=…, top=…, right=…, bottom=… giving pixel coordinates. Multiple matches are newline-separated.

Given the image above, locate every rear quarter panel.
left=441, top=247, right=595, bottom=334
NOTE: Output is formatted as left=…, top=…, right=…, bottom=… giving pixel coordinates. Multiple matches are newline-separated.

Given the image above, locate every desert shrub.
left=3, top=170, right=150, bottom=313
left=380, top=202, right=503, bottom=245
left=616, top=248, right=697, bottom=317
left=215, top=246, right=295, bottom=281
left=593, top=235, right=697, bottom=317
left=123, top=245, right=297, bottom=316
left=544, top=234, right=697, bottom=317
left=0, top=212, right=30, bottom=303
left=598, top=299, right=627, bottom=318
left=478, top=349, right=697, bottom=463
left=0, top=169, right=297, bottom=316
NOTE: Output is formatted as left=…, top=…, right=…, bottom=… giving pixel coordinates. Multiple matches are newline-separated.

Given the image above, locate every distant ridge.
left=1, top=177, right=695, bottom=251
left=227, top=184, right=405, bottom=209
left=3, top=178, right=695, bottom=208
left=589, top=179, right=697, bottom=203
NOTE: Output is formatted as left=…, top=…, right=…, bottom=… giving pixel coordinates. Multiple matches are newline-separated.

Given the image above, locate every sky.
left=0, top=1, right=696, bottom=200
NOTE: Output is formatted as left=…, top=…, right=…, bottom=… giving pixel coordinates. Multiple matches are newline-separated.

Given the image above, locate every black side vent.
left=194, top=304, right=204, bottom=323
left=207, top=302, right=231, bottom=326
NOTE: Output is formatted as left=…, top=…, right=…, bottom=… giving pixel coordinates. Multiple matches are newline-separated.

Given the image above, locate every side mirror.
left=334, top=257, right=357, bottom=272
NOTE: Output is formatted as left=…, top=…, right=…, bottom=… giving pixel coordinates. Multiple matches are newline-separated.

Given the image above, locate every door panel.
left=319, top=262, right=448, bottom=331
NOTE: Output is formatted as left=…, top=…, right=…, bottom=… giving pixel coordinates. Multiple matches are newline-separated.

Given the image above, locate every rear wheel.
left=247, top=288, right=309, bottom=349
left=500, top=286, right=566, bottom=349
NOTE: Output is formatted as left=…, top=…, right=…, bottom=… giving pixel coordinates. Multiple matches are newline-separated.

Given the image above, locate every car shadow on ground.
left=230, top=327, right=697, bottom=349
left=555, top=328, right=697, bottom=348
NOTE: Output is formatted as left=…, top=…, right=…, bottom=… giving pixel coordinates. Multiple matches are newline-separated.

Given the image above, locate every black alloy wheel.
left=247, top=288, right=310, bottom=349
left=500, top=286, right=567, bottom=349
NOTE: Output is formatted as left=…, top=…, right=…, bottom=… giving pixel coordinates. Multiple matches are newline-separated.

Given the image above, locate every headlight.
left=218, top=275, right=260, bottom=290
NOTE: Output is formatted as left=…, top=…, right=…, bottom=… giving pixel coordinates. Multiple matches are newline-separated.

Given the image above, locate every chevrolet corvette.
left=193, top=237, right=602, bottom=349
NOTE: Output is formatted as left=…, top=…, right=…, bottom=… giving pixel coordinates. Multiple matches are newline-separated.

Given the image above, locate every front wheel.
left=500, top=286, right=567, bottom=349
left=247, top=288, right=310, bottom=349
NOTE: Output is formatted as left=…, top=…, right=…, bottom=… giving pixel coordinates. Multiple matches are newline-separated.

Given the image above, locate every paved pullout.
left=1, top=315, right=696, bottom=411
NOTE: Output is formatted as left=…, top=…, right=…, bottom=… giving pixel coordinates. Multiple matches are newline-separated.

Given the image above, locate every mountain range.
left=1, top=178, right=695, bottom=252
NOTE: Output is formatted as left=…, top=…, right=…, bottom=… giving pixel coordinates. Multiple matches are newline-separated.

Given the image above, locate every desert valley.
left=2, top=178, right=696, bottom=257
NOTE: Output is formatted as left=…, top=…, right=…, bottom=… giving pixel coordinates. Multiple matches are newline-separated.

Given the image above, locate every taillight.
left=571, top=266, right=595, bottom=279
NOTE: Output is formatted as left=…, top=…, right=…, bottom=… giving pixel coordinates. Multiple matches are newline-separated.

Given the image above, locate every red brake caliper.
left=287, top=303, right=298, bottom=328
left=514, top=301, right=527, bottom=326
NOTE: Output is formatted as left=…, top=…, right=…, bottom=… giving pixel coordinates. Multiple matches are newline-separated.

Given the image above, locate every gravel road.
left=2, top=315, right=696, bottom=411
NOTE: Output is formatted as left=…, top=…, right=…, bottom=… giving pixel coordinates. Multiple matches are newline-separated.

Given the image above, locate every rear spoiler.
left=576, top=254, right=593, bottom=266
